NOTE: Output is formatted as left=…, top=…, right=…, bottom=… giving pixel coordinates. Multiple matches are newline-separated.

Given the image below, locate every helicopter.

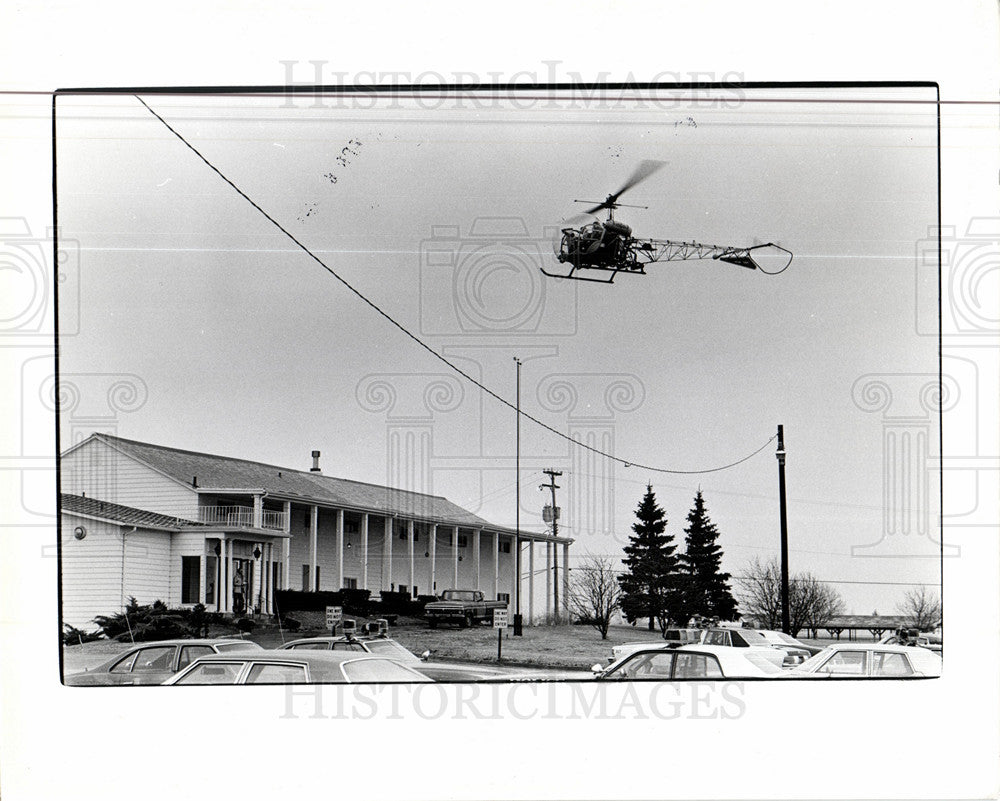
left=543, top=160, right=793, bottom=284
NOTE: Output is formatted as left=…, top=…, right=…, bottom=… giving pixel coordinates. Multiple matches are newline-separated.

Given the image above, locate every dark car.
left=280, top=635, right=513, bottom=681
left=64, top=638, right=264, bottom=686
left=163, top=651, right=432, bottom=685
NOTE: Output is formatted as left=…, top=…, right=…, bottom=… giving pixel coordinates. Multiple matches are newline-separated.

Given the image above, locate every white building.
left=60, top=433, right=572, bottom=629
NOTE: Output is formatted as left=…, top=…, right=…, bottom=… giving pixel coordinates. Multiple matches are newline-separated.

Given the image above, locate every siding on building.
left=62, top=438, right=198, bottom=521
left=62, top=512, right=172, bottom=629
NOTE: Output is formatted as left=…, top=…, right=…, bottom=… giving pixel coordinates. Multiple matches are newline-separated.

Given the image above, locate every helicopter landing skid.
left=539, top=264, right=646, bottom=284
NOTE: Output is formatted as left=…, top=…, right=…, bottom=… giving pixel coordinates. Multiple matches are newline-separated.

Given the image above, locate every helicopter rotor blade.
left=610, top=159, right=667, bottom=202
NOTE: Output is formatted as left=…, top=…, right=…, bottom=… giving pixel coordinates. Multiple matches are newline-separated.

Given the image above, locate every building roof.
left=61, top=492, right=201, bottom=530
left=68, top=433, right=570, bottom=541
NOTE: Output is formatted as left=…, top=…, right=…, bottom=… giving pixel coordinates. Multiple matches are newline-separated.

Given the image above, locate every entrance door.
left=232, top=558, right=251, bottom=615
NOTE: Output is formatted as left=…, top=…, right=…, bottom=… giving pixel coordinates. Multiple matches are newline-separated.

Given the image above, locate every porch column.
left=215, top=538, right=224, bottom=610
left=384, top=517, right=393, bottom=591
left=562, top=542, right=570, bottom=619
left=335, top=509, right=344, bottom=590
left=407, top=519, right=415, bottom=595
left=198, top=544, right=207, bottom=607
left=309, top=505, right=318, bottom=591
left=224, top=538, right=233, bottom=614
left=452, top=527, right=459, bottom=588
left=492, top=532, right=499, bottom=600
left=473, top=529, right=481, bottom=590
left=263, top=542, right=271, bottom=614
left=360, top=513, right=369, bottom=590
left=281, top=501, right=291, bottom=592
left=528, top=540, right=535, bottom=625
left=253, top=494, right=263, bottom=529
left=545, top=542, right=552, bottom=624
left=430, top=524, right=437, bottom=594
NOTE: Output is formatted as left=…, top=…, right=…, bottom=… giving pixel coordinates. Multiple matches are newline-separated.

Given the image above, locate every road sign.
left=493, top=609, right=508, bottom=629
left=326, top=606, right=343, bottom=628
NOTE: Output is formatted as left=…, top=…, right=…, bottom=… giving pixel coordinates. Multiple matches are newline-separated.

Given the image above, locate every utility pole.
left=540, top=469, right=562, bottom=623
left=513, top=357, right=523, bottom=636
left=776, top=425, right=790, bottom=634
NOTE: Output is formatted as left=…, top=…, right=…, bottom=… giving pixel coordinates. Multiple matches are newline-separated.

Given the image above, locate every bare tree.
left=797, top=575, right=845, bottom=637
left=734, top=556, right=783, bottom=630
left=736, top=557, right=845, bottom=637
left=569, top=555, right=623, bottom=640
left=896, top=586, right=942, bottom=631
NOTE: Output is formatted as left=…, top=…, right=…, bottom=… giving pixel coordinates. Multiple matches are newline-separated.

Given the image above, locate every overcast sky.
left=56, top=86, right=941, bottom=614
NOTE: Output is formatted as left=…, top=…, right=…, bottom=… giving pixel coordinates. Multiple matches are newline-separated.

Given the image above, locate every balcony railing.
left=199, top=505, right=287, bottom=531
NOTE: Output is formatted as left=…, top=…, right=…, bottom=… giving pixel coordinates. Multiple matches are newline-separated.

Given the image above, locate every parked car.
left=423, top=589, right=507, bottom=628
left=788, top=644, right=942, bottom=678
left=163, top=651, right=433, bottom=684
left=592, top=644, right=784, bottom=680
left=754, top=630, right=817, bottom=665
left=607, top=628, right=704, bottom=664
left=279, top=635, right=512, bottom=681
left=878, top=632, right=943, bottom=654
left=63, top=638, right=263, bottom=686
left=699, top=628, right=786, bottom=668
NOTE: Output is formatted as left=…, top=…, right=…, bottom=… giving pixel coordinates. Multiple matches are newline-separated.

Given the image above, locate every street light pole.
left=777, top=424, right=790, bottom=634
left=513, top=357, right=523, bottom=636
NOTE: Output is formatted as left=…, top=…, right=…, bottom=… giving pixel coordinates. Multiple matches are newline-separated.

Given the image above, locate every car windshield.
left=774, top=632, right=800, bottom=645
left=441, top=591, right=476, bottom=602
left=362, top=639, right=419, bottom=663
left=340, top=659, right=431, bottom=682
left=173, top=662, right=244, bottom=685
left=744, top=653, right=784, bottom=674
left=215, top=641, right=263, bottom=652
left=734, top=629, right=767, bottom=644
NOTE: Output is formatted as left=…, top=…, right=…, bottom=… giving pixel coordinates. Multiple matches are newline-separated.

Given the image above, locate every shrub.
left=62, top=624, right=103, bottom=645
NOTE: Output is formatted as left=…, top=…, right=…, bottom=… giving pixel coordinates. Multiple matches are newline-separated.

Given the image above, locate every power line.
left=136, top=95, right=777, bottom=477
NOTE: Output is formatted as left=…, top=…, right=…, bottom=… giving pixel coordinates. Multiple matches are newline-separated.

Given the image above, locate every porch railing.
left=198, top=505, right=287, bottom=531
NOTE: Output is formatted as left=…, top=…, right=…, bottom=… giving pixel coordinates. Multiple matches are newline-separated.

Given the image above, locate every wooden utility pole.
left=514, top=357, right=523, bottom=636
left=540, top=469, right=562, bottom=622
left=777, top=425, right=790, bottom=634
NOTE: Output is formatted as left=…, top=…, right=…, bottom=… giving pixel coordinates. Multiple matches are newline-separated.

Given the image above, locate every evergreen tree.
left=618, top=484, right=681, bottom=631
left=679, top=490, right=738, bottom=621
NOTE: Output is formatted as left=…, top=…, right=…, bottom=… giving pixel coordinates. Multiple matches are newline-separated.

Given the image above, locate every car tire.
left=461, top=613, right=473, bottom=629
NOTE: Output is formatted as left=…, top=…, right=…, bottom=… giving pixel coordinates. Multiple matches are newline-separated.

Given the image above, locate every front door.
left=232, top=558, right=251, bottom=615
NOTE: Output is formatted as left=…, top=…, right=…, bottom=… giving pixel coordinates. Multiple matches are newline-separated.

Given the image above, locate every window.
left=499, top=541, right=511, bottom=553
left=611, top=652, right=675, bottom=680
left=344, top=521, right=359, bottom=534
left=705, top=631, right=729, bottom=647
left=498, top=593, right=510, bottom=603
left=457, top=534, right=468, bottom=548
left=205, top=555, right=217, bottom=604
left=301, top=564, right=309, bottom=591
left=331, top=641, right=366, bottom=652
left=343, top=577, right=358, bottom=590
left=817, top=651, right=867, bottom=675
left=109, top=652, right=138, bottom=674
left=178, top=645, right=214, bottom=671
left=131, top=646, right=176, bottom=672
left=673, top=653, right=724, bottom=679
left=398, top=585, right=408, bottom=595
left=181, top=556, right=200, bottom=604
left=174, top=662, right=244, bottom=685
left=873, top=652, right=914, bottom=677
left=315, top=566, right=321, bottom=589
left=289, top=642, right=330, bottom=651
left=246, top=663, right=308, bottom=684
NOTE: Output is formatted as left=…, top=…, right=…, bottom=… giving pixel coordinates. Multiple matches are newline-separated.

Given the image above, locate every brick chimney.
left=310, top=450, right=321, bottom=472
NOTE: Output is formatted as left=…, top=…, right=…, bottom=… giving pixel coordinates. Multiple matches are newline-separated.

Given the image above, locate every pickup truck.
left=423, top=590, right=507, bottom=628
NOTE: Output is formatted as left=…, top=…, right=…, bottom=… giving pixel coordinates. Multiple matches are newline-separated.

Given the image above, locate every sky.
left=56, top=86, right=942, bottom=614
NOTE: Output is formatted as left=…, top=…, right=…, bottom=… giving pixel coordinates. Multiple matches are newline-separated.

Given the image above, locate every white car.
left=607, top=628, right=704, bottom=663
left=754, top=630, right=818, bottom=665
left=788, top=644, right=942, bottom=678
left=593, top=644, right=785, bottom=680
